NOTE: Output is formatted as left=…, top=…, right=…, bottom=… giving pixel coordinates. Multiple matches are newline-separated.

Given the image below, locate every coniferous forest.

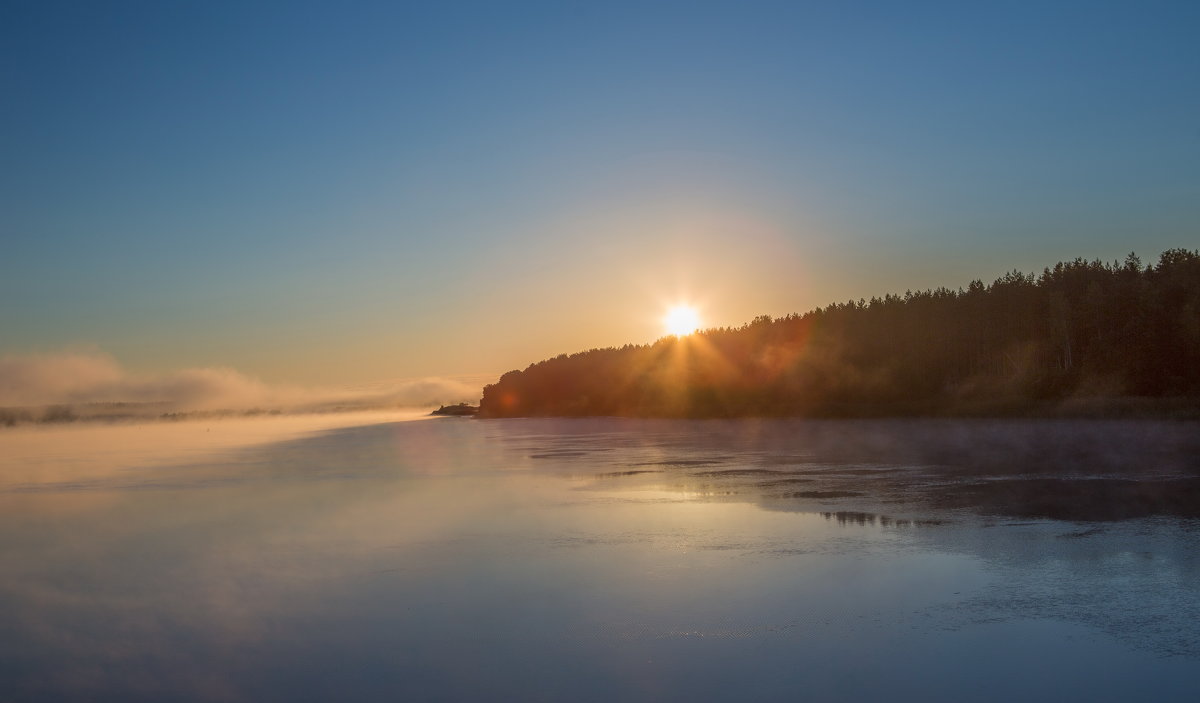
left=479, top=250, right=1200, bottom=418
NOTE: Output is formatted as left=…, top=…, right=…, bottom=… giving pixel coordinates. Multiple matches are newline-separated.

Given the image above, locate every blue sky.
left=2, top=1, right=1197, bottom=384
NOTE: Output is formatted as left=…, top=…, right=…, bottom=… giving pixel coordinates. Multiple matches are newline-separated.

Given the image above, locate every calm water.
left=1, top=416, right=1198, bottom=701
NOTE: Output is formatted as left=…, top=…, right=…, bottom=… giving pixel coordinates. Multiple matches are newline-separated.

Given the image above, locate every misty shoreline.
left=6, top=394, right=1200, bottom=429
left=477, top=395, right=1200, bottom=421
left=0, top=402, right=439, bottom=428
left=0, top=351, right=487, bottom=427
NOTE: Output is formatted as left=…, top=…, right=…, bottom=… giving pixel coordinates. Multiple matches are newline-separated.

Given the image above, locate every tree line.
left=479, top=249, right=1200, bottom=418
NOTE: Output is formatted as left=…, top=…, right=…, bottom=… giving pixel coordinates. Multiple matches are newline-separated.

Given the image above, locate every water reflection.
left=535, top=417, right=1200, bottom=522
left=821, top=511, right=949, bottom=528
left=0, top=416, right=1198, bottom=701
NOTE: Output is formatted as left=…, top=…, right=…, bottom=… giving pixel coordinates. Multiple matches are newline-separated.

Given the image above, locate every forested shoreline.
left=479, top=250, right=1200, bottom=418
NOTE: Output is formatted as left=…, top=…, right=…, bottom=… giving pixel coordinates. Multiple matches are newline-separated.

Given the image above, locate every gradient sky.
left=3, top=1, right=1197, bottom=385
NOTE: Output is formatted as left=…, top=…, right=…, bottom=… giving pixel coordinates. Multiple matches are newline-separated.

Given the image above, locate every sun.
left=663, top=305, right=701, bottom=337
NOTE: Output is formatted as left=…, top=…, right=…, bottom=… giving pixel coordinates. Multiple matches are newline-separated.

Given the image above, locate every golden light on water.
left=663, top=305, right=701, bottom=337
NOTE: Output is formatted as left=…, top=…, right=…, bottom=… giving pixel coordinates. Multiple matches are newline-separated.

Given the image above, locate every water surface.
left=1, top=416, right=1197, bottom=701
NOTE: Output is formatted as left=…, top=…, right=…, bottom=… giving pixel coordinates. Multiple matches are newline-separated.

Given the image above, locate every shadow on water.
left=929, top=476, right=1200, bottom=521
left=527, top=417, right=1200, bottom=522
left=821, top=511, right=949, bottom=527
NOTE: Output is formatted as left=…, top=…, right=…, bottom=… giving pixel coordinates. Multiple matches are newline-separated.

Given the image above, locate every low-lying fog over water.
left=2, top=416, right=1198, bottom=701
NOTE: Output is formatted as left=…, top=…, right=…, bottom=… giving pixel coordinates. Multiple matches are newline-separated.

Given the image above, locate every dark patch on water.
left=594, top=470, right=663, bottom=478
left=821, top=511, right=949, bottom=528
left=757, top=478, right=816, bottom=487
left=757, top=454, right=815, bottom=465
left=637, top=459, right=727, bottom=467
left=929, top=477, right=1200, bottom=521
left=1059, top=527, right=1106, bottom=539
left=754, top=547, right=813, bottom=557
left=785, top=490, right=863, bottom=499
left=694, top=468, right=794, bottom=477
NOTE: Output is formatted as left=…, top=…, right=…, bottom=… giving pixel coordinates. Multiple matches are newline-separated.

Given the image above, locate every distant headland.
left=431, top=403, right=479, bottom=417
left=479, top=249, right=1200, bottom=419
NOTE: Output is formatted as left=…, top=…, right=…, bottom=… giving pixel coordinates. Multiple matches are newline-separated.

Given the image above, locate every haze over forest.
left=481, top=249, right=1200, bottom=418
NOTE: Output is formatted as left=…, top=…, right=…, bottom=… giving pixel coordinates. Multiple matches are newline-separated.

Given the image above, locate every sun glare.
left=664, top=305, right=701, bottom=337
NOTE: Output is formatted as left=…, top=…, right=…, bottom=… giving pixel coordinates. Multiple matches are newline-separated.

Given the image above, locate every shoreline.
left=478, top=396, right=1200, bottom=421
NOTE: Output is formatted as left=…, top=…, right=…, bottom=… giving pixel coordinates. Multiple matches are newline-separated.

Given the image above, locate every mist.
left=0, top=351, right=484, bottom=425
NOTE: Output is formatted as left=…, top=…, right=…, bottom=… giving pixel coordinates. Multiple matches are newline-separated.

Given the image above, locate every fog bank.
left=0, top=351, right=484, bottom=425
